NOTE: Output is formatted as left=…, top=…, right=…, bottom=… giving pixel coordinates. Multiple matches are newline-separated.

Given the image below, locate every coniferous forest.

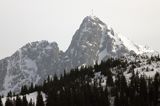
left=2, top=56, right=160, bottom=106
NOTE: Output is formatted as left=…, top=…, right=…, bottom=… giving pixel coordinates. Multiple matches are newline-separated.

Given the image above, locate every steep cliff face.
left=0, top=41, right=62, bottom=94
left=0, top=16, right=156, bottom=95
left=64, top=16, right=155, bottom=68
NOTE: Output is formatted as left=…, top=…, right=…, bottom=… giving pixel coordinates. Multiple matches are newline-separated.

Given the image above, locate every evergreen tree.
left=114, top=92, right=120, bottom=106
left=29, top=83, right=34, bottom=93
left=21, top=85, right=28, bottom=95
left=106, top=69, right=114, bottom=87
left=94, top=61, right=99, bottom=72
left=29, top=99, right=34, bottom=106
left=139, top=75, right=148, bottom=106
left=22, top=96, right=28, bottom=106
left=148, top=78, right=154, bottom=106
left=153, top=72, right=160, bottom=106
left=36, top=91, right=44, bottom=106
left=5, top=98, right=13, bottom=106
left=15, top=95, right=22, bottom=106
left=7, top=91, right=12, bottom=97
left=0, top=96, right=3, bottom=106
left=104, top=87, right=110, bottom=106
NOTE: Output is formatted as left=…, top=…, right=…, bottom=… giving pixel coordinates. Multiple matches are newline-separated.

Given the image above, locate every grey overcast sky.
left=0, top=0, right=160, bottom=59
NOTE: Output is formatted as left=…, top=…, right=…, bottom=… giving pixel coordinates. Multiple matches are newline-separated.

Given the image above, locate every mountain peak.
left=82, top=15, right=106, bottom=26
left=84, top=15, right=99, bottom=20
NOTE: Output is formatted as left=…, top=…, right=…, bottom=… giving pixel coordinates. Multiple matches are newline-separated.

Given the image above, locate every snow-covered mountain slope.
left=65, top=15, right=157, bottom=65
left=123, top=55, right=160, bottom=79
left=0, top=15, right=158, bottom=95
left=118, top=34, right=156, bottom=54
left=2, top=91, right=46, bottom=105
left=91, top=55, right=160, bottom=87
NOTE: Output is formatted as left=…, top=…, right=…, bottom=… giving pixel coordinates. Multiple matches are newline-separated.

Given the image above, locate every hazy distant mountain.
left=0, top=16, right=157, bottom=95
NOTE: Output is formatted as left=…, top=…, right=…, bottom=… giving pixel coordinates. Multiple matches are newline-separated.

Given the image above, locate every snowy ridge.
left=118, top=34, right=140, bottom=53
left=118, top=34, right=155, bottom=54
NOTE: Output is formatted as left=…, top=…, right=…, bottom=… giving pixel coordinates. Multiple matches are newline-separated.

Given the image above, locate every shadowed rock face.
left=64, top=16, right=130, bottom=67
left=0, top=16, right=156, bottom=95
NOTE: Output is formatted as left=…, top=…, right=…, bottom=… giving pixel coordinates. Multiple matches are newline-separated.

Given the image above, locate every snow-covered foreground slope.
left=131, top=60, right=160, bottom=78
left=92, top=55, right=160, bottom=88
left=2, top=92, right=46, bottom=105
left=116, top=55, right=160, bottom=80
left=0, top=15, right=158, bottom=95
